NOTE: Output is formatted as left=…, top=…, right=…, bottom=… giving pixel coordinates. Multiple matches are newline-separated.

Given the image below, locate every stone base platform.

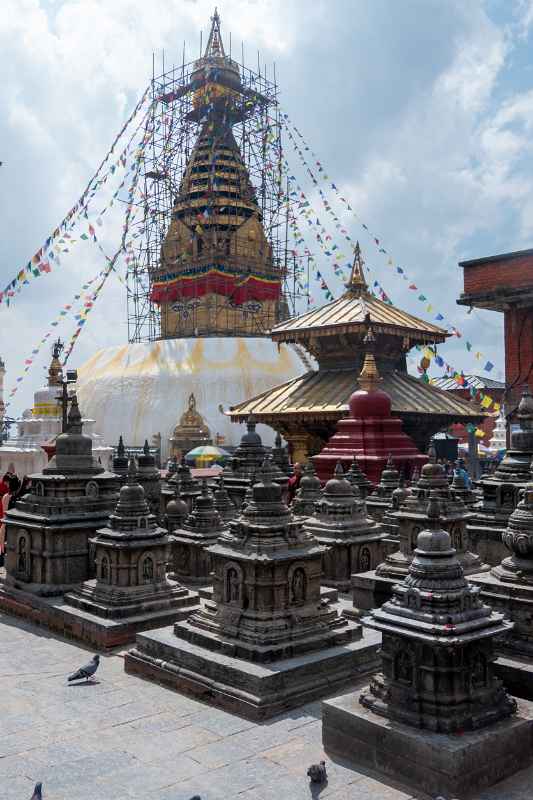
left=344, top=569, right=396, bottom=620
left=494, top=654, right=533, bottom=701
left=323, top=689, right=533, bottom=798
left=197, top=584, right=340, bottom=604
left=124, top=625, right=381, bottom=721
left=468, top=517, right=508, bottom=567
left=0, top=582, right=200, bottom=650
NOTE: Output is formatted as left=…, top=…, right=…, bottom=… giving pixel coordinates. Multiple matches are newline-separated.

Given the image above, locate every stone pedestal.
left=125, top=458, right=380, bottom=719
left=302, top=463, right=387, bottom=591
left=322, top=691, right=533, bottom=798
left=63, top=461, right=199, bottom=647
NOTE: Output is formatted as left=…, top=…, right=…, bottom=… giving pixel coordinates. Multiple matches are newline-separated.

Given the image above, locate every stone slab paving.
left=1, top=613, right=533, bottom=800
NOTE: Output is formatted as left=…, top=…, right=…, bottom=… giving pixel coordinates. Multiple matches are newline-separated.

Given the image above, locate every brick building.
left=458, top=247, right=533, bottom=411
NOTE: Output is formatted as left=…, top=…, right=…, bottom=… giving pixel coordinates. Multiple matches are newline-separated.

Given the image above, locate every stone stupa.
left=365, top=454, right=401, bottom=522
left=468, top=389, right=533, bottom=566
left=221, top=416, right=288, bottom=508
left=126, top=458, right=380, bottom=720
left=352, top=456, right=489, bottom=617
left=2, top=395, right=118, bottom=598
left=345, top=455, right=374, bottom=499
left=112, top=435, right=129, bottom=484
left=291, top=461, right=322, bottom=517
left=135, top=439, right=161, bottom=517
left=302, top=462, right=387, bottom=590
left=63, top=460, right=199, bottom=647
left=170, top=480, right=228, bottom=584
left=323, top=494, right=532, bottom=798
left=470, top=481, right=533, bottom=698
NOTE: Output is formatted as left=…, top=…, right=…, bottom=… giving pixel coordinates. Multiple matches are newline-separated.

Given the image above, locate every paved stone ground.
left=2, top=613, right=533, bottom=800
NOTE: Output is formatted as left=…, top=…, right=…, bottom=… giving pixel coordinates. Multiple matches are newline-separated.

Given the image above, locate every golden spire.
left=358, top=324, right=382, bottom=392
left=345, top=241, right=368, bottom=296
left=204, top=8, right=226, bottom=58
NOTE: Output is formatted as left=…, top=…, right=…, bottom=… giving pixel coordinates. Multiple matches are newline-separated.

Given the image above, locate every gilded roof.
left=270, top=292, right=448, bottom=344
left=227, top=368, right=484, bottom=422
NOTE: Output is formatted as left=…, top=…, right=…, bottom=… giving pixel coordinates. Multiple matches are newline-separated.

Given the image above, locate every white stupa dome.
left=76, top=337, right=308, bottom=458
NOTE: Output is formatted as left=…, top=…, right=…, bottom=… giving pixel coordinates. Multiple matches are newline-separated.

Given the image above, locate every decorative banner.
left=0, top=86, right=153, bottom=308
left=279, top=110, right=502, bottom=412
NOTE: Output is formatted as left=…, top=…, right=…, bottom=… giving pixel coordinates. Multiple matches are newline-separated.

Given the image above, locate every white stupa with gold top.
left=76, top=11, right=305, bottom=459
left=2, top=341, right=113, bottom=475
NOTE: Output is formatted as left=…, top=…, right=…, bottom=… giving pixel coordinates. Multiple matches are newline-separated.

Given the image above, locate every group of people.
left=0, top=472, right=30, bottom=566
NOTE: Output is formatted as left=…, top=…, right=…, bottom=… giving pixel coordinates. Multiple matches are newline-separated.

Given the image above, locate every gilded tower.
left=150, top=11, right=283, bottom=338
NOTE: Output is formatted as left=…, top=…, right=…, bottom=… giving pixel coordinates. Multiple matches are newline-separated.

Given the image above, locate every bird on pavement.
left=30, top=782, right=42, bottom=800
left=307, top=760, right=327, bottom=783
left=67, top=654, right=100, bottom=683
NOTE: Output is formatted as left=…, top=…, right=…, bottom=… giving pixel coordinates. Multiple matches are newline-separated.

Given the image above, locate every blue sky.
left=1, top=0, right=533, bottom=416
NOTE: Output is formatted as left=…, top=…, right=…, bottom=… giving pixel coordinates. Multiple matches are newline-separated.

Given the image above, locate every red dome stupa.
left=313, top=327, right=427, bottom=485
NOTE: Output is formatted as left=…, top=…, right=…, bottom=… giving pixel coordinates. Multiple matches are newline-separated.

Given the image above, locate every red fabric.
left=0, top=480, right=8, bottom=498
left=151, top=272, right=281, bottom=305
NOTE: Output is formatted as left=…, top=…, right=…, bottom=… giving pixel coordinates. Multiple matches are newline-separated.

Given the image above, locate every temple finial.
left=204, top=7, right=226, bottom=58
left=117, top=435, right=125, bottom=458
left=67, top=393, right=82, bottom=434
left=346, top=241, right=368, bottom=295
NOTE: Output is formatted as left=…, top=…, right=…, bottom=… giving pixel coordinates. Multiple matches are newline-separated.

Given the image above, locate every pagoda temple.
left=312, top=327, right=427, bottom=483
left=228, top=244, right=484, bottom=460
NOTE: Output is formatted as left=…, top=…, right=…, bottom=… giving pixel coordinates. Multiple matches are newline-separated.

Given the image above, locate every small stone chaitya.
left=213, top=476, right=236, bottom=522
left=125, top=458, right=380, bottom=719
left=345, top=455, right=373, bottom=500
left=468, top=388, right=533, bottom=565
left=351, top=458, right=488, bottom=618
left=365, top=455, right=401, bottom=522
left=291, top=462, right=322, bottom=516
left=135, top=440, right=161, bottom=517
left=469, top=481, right=533, bottom=697
left=3, top=396, right=118, bottom=596
left=221, top=416, right=287, bottom=508
left=64, top=460, right=199, bottom=644
left=302, top=462, right=387, bottom=590
left=170, top=481, right=228, bottom=584
left=323, top=495, right=531, bottom=798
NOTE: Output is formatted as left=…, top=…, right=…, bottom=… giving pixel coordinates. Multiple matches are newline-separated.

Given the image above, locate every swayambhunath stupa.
left=75, top=11, right=306, bottom=455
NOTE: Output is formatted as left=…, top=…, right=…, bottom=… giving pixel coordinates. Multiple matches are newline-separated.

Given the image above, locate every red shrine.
left=312, top=329, right=427, bottom=484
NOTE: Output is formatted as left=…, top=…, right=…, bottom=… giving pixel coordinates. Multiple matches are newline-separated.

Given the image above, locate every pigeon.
left=68, top=654, right=100, bottom=682
left=307, top=760, right=327, bottom=783
left=30, top=783, right=43, bottom=800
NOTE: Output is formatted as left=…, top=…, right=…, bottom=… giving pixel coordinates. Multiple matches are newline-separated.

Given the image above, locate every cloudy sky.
left=1, top=0, right=533, bottom=417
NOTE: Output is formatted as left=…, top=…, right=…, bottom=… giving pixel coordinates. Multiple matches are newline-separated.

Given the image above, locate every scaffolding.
left=126, top=46, right=308, bottom=343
